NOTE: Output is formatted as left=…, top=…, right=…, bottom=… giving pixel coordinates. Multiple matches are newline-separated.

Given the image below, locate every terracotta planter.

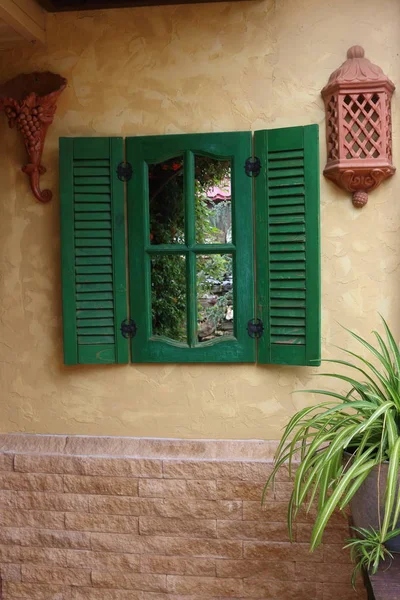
left=346, top=454, right=400, bottom=552
left=0, top=71, right=67, bottom=203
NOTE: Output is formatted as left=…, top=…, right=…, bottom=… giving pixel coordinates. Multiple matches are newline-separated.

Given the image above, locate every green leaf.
left=380, top=437, right=400, bottom=539
left=311, top=457, right=378, bottom=551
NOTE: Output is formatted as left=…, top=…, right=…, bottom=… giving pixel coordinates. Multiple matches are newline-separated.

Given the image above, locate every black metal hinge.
left=120, top=319, right=137, bottom=338
left=117, top=162, right=133, bottom=182
left=244, top=156, right=261, bottom=177
left=247, top=318, right=264, bottom=339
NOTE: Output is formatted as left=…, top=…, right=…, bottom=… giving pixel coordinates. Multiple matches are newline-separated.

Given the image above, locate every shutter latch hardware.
left=120, top=319, right=137, bottom=338
left=244, top=157, right=261, bottom=177
left=117, top=162, right=133, bottom=182
left=247, top=318, right=264, bottom=339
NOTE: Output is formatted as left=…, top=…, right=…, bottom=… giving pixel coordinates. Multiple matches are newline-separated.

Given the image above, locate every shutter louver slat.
left=268, top=146, right=307, bottom=348
left=255, top=125, right=321, bottom=366
left=60, top=137, right=129, bottom=365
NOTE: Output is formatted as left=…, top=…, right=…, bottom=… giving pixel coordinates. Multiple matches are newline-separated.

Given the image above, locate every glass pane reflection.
left=151, top=254, right=187, bottom=343
left=195, top=155, right=232, bottom=244
left=148, top=156, right=184, bottom=245
left=197, top=254, right=234, bottom=342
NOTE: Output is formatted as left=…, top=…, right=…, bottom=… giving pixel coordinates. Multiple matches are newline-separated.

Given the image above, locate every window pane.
left=151, top=255, right=187, bottom=343
left=197, top=254, right=234, bottom=342
left=195, top=156, right=232, bottom=244
left=148, top=156, right=184, bottom=245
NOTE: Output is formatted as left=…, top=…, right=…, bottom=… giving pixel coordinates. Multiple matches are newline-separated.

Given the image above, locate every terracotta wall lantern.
left=321, top=46, right=395, bottom=208
left=0, top=72, right=67, bottom=203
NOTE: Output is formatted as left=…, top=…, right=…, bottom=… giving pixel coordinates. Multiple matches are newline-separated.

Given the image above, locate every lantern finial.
left=347, top=45, right=364, bottom=59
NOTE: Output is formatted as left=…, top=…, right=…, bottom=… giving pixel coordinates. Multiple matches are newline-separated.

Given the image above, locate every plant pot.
left=346, top=454, right=400, bottom=552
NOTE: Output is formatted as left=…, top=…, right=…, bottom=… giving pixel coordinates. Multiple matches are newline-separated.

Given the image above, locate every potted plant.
left=264, top=318, right=400, bottom=583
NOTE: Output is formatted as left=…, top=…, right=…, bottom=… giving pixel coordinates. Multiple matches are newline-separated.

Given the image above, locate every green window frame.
left=60, top=125, right=320, bottom=366
left=126, top=132, right=255, bottom=363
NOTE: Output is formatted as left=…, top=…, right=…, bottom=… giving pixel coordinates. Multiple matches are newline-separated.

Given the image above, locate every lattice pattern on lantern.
left=342, top=92, right=382, bottom=160
left=326, top=95, right=339, bottom=160
left=385, top=94, right=392, bottom=162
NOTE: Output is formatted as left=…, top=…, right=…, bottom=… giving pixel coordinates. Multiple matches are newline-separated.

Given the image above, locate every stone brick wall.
left=0, top=435, right=366, bottom=599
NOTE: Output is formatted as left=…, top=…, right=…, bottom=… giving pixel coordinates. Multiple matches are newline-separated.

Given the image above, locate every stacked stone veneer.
left=0, top=435, right=366, bottom=600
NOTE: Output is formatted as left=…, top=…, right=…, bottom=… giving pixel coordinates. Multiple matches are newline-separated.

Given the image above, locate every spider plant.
left=345, top=526, right=400, bottom=587
left=264, top=317, right=400, bottom=552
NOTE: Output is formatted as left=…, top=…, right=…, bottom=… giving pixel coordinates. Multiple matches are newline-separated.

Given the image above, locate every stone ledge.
left=0, top=433, right=278, bottom=460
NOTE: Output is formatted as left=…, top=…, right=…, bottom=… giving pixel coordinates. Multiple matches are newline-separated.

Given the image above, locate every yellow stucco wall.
left=0, top=0, right=399, bottom=439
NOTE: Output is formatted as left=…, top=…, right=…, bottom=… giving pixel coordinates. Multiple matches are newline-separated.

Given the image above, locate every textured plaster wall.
left=0, top=0, right=399, bottom=438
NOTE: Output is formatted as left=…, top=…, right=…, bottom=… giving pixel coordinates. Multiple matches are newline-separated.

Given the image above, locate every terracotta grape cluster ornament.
left=0, top=72, right=67, bottom=203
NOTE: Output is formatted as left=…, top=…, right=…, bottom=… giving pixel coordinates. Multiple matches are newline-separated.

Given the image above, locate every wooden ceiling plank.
left=0, top=0, right=45, bottom=43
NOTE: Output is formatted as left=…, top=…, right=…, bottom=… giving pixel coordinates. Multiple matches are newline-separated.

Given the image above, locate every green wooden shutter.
left=254, top=125, right=320, bottom=366
left=60, top=137, right=129, bottom=365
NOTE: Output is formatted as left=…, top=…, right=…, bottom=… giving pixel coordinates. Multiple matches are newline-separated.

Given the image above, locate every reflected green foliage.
left=151, top=254, right=186, bottom=342
left=197, top=254, right=233, bottom=339
left=148, top=157, right=231, bottom=342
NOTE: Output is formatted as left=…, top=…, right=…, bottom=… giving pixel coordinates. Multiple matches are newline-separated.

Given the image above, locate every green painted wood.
left=271, top=280, right=305, bottom=289
left=77, top=318, right=114, bottom=327
left=76, top=266, right=112, bottom=274
left=75, top=231, right=111, bottom=239
left=269, top=168, right=304, bottom=178
left=73, top=160, right=110, bottom=167
left=269, top=186, right=305, bottom=197
left=76, top=283, right=113, bottom=292
left=74, top=177, right=111, bottom=185
left=75, top=194, right=111, bottom=203
left=76, top=292, right=113, bottom=301
left=271, top=290, right=306, bottom=299
left=303, top=125, right=321, bottom=365
left=76, top=274, right=113, bottom=283
left=79, top=327, right=114, bottom=335
left=76, top=309, right=114, bottom=318
left=184, top=151, right=197, bottom=347
left=270, top=252, right=306, bottom=262
left=255, top=125, right=321, bottom=366
left=59, top=136, right=129, bottom=365
left=271, top=326, right=305, bottom=335
left=74, top=186, right=111, bottom=194
left=75, top=213, right=111, bottom=221
left=271, top=271, right=306, bottom=280
left=76, top=300, right=114, bottom=309
left=74, top=203, right=110, bottom=212
left=78, top=345, right=116, bottom=363
left=270, top=234, right=305, bottom=242
left=73, top=167, right=110, bottom=176
left=75, top=239, right=112, bottom=247
left=76, top=256, right=113, bottom=266
left=73, top=138, right=110, bottom=159
left=77, top=336, right=115, bottom=344
left=269, top=159, right=304, bottom=169
left=60, top=138, right=77, bottom=365
left=270, top=243, right=305, bottom=252
left=76, top=249, right=112, bottom=257
left=272, top=317, right=306, bottom=326
left=127, top=131, right=255, bottom=363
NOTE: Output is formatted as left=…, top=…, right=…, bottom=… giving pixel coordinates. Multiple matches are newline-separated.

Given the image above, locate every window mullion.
left=186, top=252, right=197, bottom=347
left=184, top=150, right=197, bottom=347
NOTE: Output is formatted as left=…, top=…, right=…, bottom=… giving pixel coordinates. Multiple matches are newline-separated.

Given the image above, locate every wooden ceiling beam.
left=0, top=0, right=46, bottom=44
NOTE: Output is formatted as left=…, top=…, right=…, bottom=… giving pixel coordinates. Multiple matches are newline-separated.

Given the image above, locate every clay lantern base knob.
left=352, top=190, right=368, bottom=208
